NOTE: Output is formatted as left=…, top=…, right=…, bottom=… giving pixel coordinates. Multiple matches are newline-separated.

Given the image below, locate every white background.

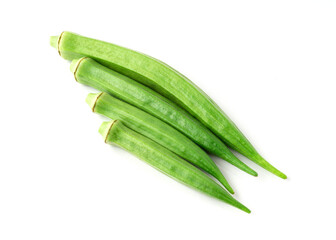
left=1, top=0, right=335, bottom=239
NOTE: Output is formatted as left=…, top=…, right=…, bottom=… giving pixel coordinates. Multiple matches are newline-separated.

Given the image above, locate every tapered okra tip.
left=234, top=200, right=251, bottom=213
left=228, top=188, right=235, bottom=195
left=218, top=176, right=235, bottom=194
left=268, top=167, right=287, bottom=179
left=279, top=173, right=287, bottom=179
left=86, top=92, right=103, bottom=111
left=50, top=36, right=59, bottom=48
left=229, top=198, right=251, bottom=213
left=256, top=156, right=287, bottom=179
left=242, top=206, right=251, bottom=214
left=243, top=166, right=258, bottom=177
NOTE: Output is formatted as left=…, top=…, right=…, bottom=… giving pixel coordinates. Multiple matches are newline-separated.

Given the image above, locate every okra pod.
left=72, top=57, right=257, bottom=177
left=51, top=32, right=286, bottom=178
left=99, top=120, right=251, bottom=213
left=87, top=92, right=234, bottom=192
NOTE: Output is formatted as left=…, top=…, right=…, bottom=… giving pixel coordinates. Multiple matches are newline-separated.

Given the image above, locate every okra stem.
left=50, top=36, right=58, bottom=49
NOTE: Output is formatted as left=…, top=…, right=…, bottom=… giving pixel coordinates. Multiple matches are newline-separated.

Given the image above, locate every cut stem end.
left=99, top=120, right=117, bottom=143
left=49, top=36, right=59, bottom=49
left=86, top=92, right=103, bottom=112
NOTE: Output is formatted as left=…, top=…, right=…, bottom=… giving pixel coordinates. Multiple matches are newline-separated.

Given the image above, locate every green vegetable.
left=87, top=92, right=234, bottom=193
left=51, top=31, right=286, bottom=179
left=72, top=57, right=257, bottom=177
left=99, top=120, right=251, bottom=213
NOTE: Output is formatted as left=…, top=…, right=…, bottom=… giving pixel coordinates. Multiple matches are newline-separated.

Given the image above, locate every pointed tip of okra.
left=50, top=35, right=59, bottom=49
left=234, top=200, right=251, bottom=213
left=86, top=92, right=103, bottom=112
left=241, top=206, right=251, bottom=214
left=218, top=151, right=259, bottom=177
left=227, top=187, right=235, bottom=195
left=235, top=163, right=258, bottom=177
left=231, top=201, right=251, bottom=213
left=254, top=156, right=287, bottom=179
left=270, top=167, right=287, bottom=179
left=241, top=165, right=258, bottom=177
left=278, top=172, right=287, bottom=179
left=217, top=176, right=235, bottom=194
left=227, top=197, right=251, bottom=213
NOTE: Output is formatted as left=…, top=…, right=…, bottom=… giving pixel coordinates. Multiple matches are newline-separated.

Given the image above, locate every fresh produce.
left=99, top=120, right=251, bottom=213
left=50, top=31, right=286, bottom=179
left=87, top=92, right=235, bottom=193
left=49, top=31, right=289, bottom=212
left=72, top=57, right=257, bottom=177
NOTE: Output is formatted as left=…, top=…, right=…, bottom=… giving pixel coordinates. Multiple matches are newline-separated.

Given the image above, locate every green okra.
left=71, top=57, right=257, bottom=177
left=87, top=92, right=234, bottom=193
left=51, top=31, right=286, bottom=179
left=99, top=120, right=251, bottom=213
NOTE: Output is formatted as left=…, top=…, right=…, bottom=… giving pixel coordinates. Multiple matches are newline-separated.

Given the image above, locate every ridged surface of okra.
left=99, top=120, right=251, bottom=213
left=51, top=32, right=286, bottom=179
left=87, top=92, right=235, bottom=193
left=71, top=57, right=257, bottom=177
